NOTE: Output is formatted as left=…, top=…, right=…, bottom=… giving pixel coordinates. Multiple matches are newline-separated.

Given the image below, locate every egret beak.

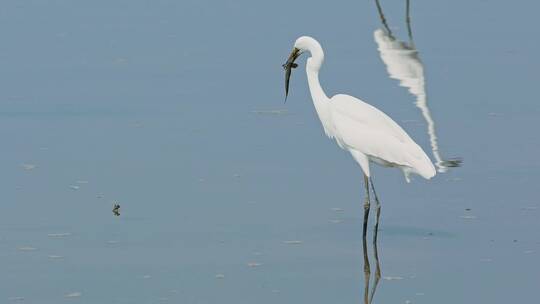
left=282, top=47, right=301, bottom=102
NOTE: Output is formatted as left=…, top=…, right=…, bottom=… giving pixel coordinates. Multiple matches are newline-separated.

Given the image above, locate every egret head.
left=282, top=36, right=324, bottom=101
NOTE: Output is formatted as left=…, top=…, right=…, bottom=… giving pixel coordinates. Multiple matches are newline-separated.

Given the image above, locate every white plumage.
left=292, top=36, right=435, bottom=182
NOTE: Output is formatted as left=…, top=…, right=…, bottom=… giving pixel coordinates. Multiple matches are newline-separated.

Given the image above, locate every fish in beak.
left=282, top=47, right=301, bottom=102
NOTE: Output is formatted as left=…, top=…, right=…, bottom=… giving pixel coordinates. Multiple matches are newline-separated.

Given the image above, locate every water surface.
left=1, top=0, right=539, bottom=303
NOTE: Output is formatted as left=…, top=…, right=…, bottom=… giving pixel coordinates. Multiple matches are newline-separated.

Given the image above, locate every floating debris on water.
left=47, top=233, right=71, bottom=238
left=215, top=274, right=225, bottom=279
left=21, top=163, right=37, bottom=170
left=247, top=262, right=262, bottom=268
left=112, top=202, right=120, bottom=216
left=283, top=240, right=303, bottom=245
left=8, top=297, right=25, bottom=302
left=251, top=109, right=288, bottom=115
left=17, top=246, right=37, bottom=251
left=383, top=276, right=404, bottom=281
left=64, top=292, right=81, bottom=298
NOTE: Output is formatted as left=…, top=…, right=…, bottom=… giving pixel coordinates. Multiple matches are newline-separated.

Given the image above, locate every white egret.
left=283, top=36, right=435, bottom=238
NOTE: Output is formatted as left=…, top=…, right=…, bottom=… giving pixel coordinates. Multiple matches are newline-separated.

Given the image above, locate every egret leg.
left=362, top=225, right=371, bottom=304
left=362, top=174, right=371, bottom=240
left=369, top=177, right=382, bottom=245
left=374, top=0, right=394, bottom=39
left=406, top=0, right=415, bottom=47
left=369, top=229, right=382, bottom=304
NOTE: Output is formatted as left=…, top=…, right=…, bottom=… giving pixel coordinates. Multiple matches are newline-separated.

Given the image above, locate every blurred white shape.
left=8, top=297, right=25, bottom=302
left=283, top=240, right=303, bottom=245
left=251, top=109, right=288, bottom=115
left=142, top=275, right=151, bottom=279
left=460, top=215, right=477, bottom=220
left=47, top=233, right=71, bottom=238
left=383, top=276, right=404, bottom=281
left=69, top=185, right=80, bottom=190
left=215, top=274, right=225, bottom=279
left=64, top=292, right=81, bottom=298
left=21, top=163, right=36, bottom=170
left=247, top=262, right=262, bottom=267
left=329, top=219, right=343, bottom=224
left=48, top=255, right=64, bottom=259
left=330, top=207, right=344, bottom=212
left=17, top=246, right=37, bottom=251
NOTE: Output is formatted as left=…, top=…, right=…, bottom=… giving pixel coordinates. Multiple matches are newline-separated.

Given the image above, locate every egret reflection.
left=362, top=227, right=382, bottom=304
left=374, top=0, right=461, bottom=172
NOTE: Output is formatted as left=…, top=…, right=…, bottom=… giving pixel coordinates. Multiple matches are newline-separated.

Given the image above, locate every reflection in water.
left=374, top=0, right=461, bottom=172
left=362, top=183, right=382, bottom=304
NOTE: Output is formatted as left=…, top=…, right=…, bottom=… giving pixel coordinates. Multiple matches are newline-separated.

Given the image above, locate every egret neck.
left=303, top=38, right=332, bottom=136
left=305, top=41, right=328, bottom=103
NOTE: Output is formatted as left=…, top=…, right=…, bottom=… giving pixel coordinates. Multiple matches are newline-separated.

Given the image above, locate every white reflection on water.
left=374, top=0, right=461, bottom=173
left=64, top=292, right=82, bottom=298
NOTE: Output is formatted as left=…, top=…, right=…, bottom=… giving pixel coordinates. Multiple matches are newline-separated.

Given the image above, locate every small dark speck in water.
left=113, top=203, right=121, bottom=216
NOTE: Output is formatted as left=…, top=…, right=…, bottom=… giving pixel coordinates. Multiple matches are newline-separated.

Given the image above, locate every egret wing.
left=329, top=94, right=435, bottom=178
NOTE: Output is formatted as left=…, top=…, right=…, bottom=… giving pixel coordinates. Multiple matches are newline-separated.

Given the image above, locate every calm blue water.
left=1, top=0, right=539, bottom=303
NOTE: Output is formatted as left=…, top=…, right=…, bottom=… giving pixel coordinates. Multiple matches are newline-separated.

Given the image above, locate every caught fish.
left=282, top=47, right=301, bottom=101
